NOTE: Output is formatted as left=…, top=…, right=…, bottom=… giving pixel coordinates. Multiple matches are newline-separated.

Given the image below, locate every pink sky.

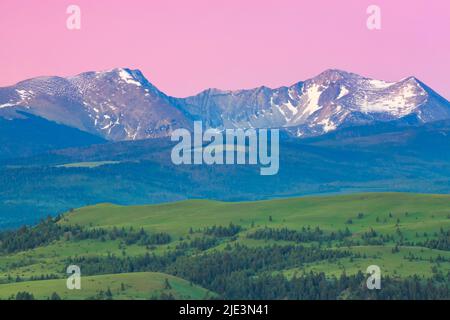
left=0, top=0, right=449, bottom=98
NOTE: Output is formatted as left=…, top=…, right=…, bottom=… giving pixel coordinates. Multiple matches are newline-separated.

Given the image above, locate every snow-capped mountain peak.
left=0, top=68, right=191, bottom=140
left=180, top=69, right=450, bottom=137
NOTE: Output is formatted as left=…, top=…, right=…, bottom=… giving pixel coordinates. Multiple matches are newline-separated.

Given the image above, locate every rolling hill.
left=0, top=193, right=448, bottom=299
left=0, top=272, right=213, bottom=300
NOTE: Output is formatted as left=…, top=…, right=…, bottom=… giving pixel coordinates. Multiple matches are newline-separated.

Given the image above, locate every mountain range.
left=1, top=68, right=449, bottom=142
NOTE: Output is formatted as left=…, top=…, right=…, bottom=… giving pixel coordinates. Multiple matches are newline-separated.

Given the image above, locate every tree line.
left=0, top=216, right=171, bottom=253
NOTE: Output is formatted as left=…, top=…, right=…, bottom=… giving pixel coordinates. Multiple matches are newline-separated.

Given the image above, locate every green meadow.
left=0, top=272, right=212, bottom=300
left=0, top=193, right=449, bottom=299
left=63, top=192, right=450, bottom=237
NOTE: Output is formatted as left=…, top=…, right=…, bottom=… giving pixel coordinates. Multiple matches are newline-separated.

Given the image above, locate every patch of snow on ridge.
left=318, top=118, right=336, bottom=132
left=101, top=121, right=113, bottom=130
left=271, top=96, right=289, bottom=122
left=284, top=101, right=298, bottom=116
left=368, top=79, right=394, bottom=89
left=0, top=103, right=16, bottom=109
left=277, top=106, right=288, bottom=120
left=301, top=84, right=323, bottom=117
left=359, top=82, right=424, bottom=116
left=337, top=86, right=349, bottom=99
left=288, top=88, right=298, bottom=100
left=118, top=69, right=142, bottom=87
left=402, top=82, right=424, bottom=99
left=16, top=89, right=34, bottom=101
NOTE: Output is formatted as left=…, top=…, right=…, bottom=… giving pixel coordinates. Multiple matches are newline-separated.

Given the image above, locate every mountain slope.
left=0, top=68, right=192, bottom=141
left=0, top=112, right=105, bottom=160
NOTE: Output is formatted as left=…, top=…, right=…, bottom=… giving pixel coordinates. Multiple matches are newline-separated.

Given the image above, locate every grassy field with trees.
left=0, top=193, right=448, bottom=300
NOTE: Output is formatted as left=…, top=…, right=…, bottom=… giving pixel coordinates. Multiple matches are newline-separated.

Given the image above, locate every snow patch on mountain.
left=285, top=100, right=298, bottom=116
left=368, top=79, right=394, bottom=89
left=301, top=84, right=323, bottom=117
left=318, top=118, right=336, bottom=132
left=118, top=69, right=142, bottom=87
left=358, top=79, right=427, bottom=116
left=0, top=103, right=16, bottom=109
left=337, top=86, right=349, bottom=100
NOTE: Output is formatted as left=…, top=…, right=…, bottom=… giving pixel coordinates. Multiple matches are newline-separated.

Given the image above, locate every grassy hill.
left=0, top=193, right=449, bottom=299
left=0, top=272, right=212, bottom=300
left=63, top=192, right=450, bottom=238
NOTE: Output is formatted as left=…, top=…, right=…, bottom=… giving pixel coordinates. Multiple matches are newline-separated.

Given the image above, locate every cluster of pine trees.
left=246, top=226, right=352, bottom=243
left=416, top=228, right=450, bottom=251
left=203, top=223, right=242, bottom=237
left=176, top=236, right=219, bottom=251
